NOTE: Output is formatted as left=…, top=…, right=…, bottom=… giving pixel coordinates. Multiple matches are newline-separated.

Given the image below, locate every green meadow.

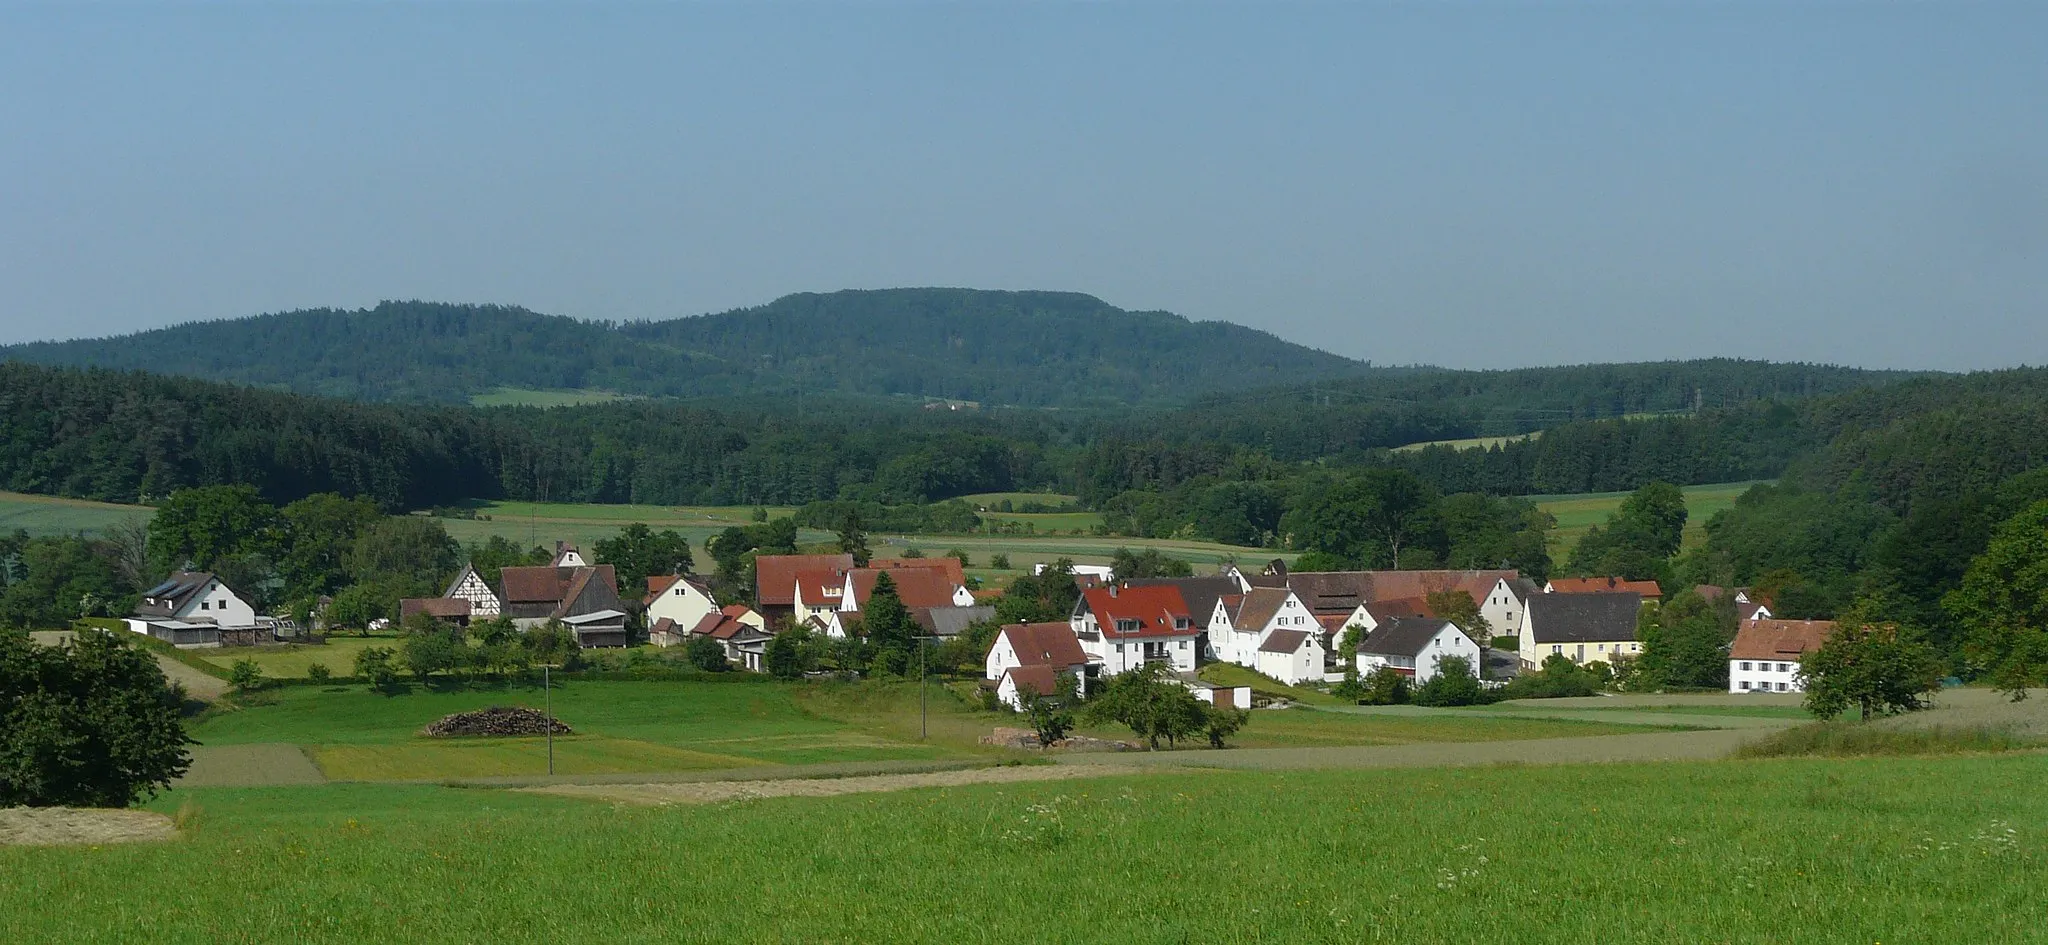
left=1532, top=480, right=1761, bottom=558
left=0, top=490, right=152, bottom=537
left=467, top=387, right=640, bottom=408
left=5, top=754, right=2044, bottom=943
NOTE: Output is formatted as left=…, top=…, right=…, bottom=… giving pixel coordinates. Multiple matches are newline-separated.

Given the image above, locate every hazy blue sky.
left=2, top=2, right=2044, bottom=370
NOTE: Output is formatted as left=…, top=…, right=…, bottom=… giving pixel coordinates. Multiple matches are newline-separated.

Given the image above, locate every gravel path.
left=30, top=629, right=228, bottom=701
left=519, top=763, right=1159, bottom=806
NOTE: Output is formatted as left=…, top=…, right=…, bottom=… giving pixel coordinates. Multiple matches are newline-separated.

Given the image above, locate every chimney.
left=1108, top=584, right=1119, bottom=598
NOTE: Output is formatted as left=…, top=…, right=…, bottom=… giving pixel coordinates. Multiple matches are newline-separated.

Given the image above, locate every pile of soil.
left=420, top=706, right=572, bottom=738
left=0, top=807, right=176, bottom=846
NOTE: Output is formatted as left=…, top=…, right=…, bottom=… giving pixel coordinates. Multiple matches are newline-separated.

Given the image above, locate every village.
left=121, top=537, right=1834, bottom=717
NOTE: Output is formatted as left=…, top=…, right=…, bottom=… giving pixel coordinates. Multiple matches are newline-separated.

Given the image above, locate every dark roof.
left=1358, top=618, right=1462, bottom=658
left=755, top=554, right=856, bottom=607
left=400, top=598, right=472, bottom=619
left=498, top=564, right=622, bottom=620
left=135, top=572, right=218, bottom=619
left=1126, top=576, right=1240, bottom=630
left=993, top=622, right=1088, bottom=668
left=1258, top=628, right=1313, bottom=654
left=1526, top=592, right=1642, bottom=644
left=911, top=605, right=996, bottom=637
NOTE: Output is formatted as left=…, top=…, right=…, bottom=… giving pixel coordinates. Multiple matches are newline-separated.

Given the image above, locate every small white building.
left=1255, top=628, right=1326, bottom=685
left=985, top=622, right=1090, bottom=682
left=1355, top=618, right=1483, bottom=685
left=1729, top=619, right=1835, bottom=694
left=1208, top=587, right=1315, bottom=667
left=643, top=574, right=721, bottom=635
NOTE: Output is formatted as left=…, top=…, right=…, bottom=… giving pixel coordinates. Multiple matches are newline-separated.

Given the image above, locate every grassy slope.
left=467, top=387, right=637, bottom=407
left=1533, top=480, right=1761, bottom=558
left=0, top=490, right=152, bottom=537
left=6, top=755, right=2045, bottom=943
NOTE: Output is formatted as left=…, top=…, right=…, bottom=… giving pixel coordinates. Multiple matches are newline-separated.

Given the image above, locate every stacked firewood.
left=419, top=706, right=572, bottom=737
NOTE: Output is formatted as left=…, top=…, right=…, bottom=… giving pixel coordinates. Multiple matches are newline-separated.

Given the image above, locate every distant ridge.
left=0, top=288, right=1370, bottom=407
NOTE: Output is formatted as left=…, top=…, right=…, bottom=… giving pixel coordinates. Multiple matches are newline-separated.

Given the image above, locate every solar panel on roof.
left=143, top=579, right=181, bottom=597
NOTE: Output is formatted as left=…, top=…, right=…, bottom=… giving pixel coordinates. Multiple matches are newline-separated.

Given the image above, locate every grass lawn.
left=1391, top=432, right=1539, bottom=453
left=7, top=754, right=2046, bottom=942
left=956, top=492, right=1081, bottom=507
left=195, top=636, right=393, bottom=678
left=1202, top=706, right=1672, bottom=748
left=467, top=387, right=640, bottom=408
left=1198, top=661, right=1345, bottom=706
left=0, top=490, right=152, bottom=537
left=1532, top=480, right=1762, bottom=558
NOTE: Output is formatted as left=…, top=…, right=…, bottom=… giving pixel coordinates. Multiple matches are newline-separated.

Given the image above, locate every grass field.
left=1532, top=480, right=1762, bottom=557
left=6, top=754, right=2045, bottom=942
left=1391, top=432, right=1539, bottom=453
left=0, top=490, right=152, bottom=537
left=467, top=387, right=639, bottom=408
left=195, top=636, right=394, bottom=678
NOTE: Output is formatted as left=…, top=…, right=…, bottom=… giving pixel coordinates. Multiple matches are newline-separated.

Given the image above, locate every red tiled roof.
left=793, top=569, right=848, bottom=607
left=993, top=622, right=1088, bottom=668
left=1080, top=585, right=1193, bottom=639
left=1002, top=664, right=1061, bottom=700
left=1366, top=596, right=1436, bottom=622
left=645, top=574, right=682, bottom=602
left=721, top=604, right=755, bottom=619
left=755, top=554, right=856, bottom=607
left=1550, top=577, right=1663, bottom=598
left=691, top=612, right=748, bottom=640
left=1730, top=619, right=1835, bottom=661
left=870, top=557, right=966, bottom=586
left=848, top=568, right=961, bottom=610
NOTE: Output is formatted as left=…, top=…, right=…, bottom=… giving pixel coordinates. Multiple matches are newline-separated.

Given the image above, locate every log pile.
left=419, top=706, right=572, bottom=738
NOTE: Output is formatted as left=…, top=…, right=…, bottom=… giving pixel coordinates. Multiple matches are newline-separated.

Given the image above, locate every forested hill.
left=0, top=290, right=1370, bottom=407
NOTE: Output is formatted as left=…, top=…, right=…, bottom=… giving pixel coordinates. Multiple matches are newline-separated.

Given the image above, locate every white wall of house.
left=645, top=580, right=718, bottom=631
left=176, top=580, right=256, bottom=629
left=1256, top=635, right=1325, bottom=685
left=996, top=673, right=1028, bottom=711
left=986, top=633, right=1024, bottom=681
left=794, top=583, right=843, bottom=628
left=1730, top=658, right=1805, bottom=693
left=1094, top=635, right=1198, bottom=676
left=1478, top=579, right=1524, bottom=638
left=449, top=569, right=501, bottom=617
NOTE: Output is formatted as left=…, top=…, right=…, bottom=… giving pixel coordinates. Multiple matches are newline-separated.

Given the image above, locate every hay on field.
left=518, top=763, right=1158, bottom=806
left=0, top=807, right=176, bottom=846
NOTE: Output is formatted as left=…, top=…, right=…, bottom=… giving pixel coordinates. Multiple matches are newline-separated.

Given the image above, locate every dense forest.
left=0, top=291, right=1367, bottom=408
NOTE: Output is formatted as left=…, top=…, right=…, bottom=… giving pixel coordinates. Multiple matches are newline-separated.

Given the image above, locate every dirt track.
left=0, top=807, right=177, bottom=846
left=30, top=629, right=228, bottom=700
left=518, top=763, right=1157, bottom=805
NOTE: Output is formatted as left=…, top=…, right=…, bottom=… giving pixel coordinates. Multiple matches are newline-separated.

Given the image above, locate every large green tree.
left=0, top=536, right=126, bottom=628
left=1947, top=500, right=2048, bottom=696
left=346, top=517, right=460, bottom=594
left=0, top=628, right=192, bottom=807
left=594, top=523, right=696, bottom=592
left=1282, top=470, right=1443, bottom=568
left=146, top=485, right=281, bottom=575
left=862, top=572, right=917, bottom=676
left=278, top=493, right=383, bottom=598
left=1798, top=613, right=1944, bottom=720
left=1630, top=589, right=1737, bottom=690
left=1567, top=481, right=1687, bottom=582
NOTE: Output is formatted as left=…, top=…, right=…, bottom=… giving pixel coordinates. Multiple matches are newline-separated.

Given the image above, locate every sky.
left=1, top=2, right=2044, bottom=371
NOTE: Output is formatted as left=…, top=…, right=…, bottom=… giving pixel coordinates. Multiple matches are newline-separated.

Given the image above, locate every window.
left=1740, top=682, right=1751, bottom=690
left=675, top=587, right=686, bottom=596
left=1551, top=645, right=1562, bottom=655
left=1597, top=644, right=1606, bottom=652
left=1776, top=682, right=1788, bottom=692
left=199, top=601, right=209, bottom=610
left=1778, top=663, right=1792, bottom=673
left=1115, top=644, right=1125, bottom=653
left=1740, top=661, right=1752, bottom=671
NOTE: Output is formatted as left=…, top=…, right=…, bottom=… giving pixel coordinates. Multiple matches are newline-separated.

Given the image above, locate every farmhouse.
left=1519, top=591, right=1643, bottom=668
left=985, top=621, right=1090, bottom=709
left=126, top=571, right=262, bottom=647
left=498, top=563, right=629, bottom=647
left=1233, top=564, right=1525, bottom=641
left=1071, top=584, right=1198, bottom=676
left=442, top=564, right=502, bottom=617
left=1356, top=617, right=1482, bottom=684
left=1207, top=587, right=1315, bottom=667
left=1729, top=618, right=1835, bottom=693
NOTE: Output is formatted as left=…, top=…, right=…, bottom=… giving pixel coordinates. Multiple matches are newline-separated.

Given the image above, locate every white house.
left=1356, top=618, right=1483, bottom=685
left=127, top=571, right=260, bottom=647
left=643, top=574, right=721, bottom=634
left=995, top=664, right=1066, bottom=711
left=550, top=542, right=587, bottom=567
left=1255, top=628, right=1326, bottom=685
left=443, top=564, right=502, bottom=617
left=1475, top=577, right=1529, bottom=638
left=1519, top=592, right=1643, bottom=669
left=1071, top=584, right=1198, bottom=676
left=986, top=622, right=1090, bottom=682
left=1730, top=619, right=1835, bottom=694
left=1208, top=587, right=1315, bottom=667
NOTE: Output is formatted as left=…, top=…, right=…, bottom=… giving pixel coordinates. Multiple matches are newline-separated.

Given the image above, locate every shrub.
left=0, top=627, right=191, bottom=807
left=227, top=658, right=264, bottom=693
left=1498, top=654, right=1600, bottom=700
left=1413, top=656, right=1487, bottom=707
left=685, top=635, right=731, bottom=673
left=1019, top=688, right=1075, bottom=744
left=1360, top=666, right=1412, bottom=705
left=353, top=646, right=400, bottom=694
left=990, top=553, right=1012, bottom=570
left=305, top=662, right=333, bottom=685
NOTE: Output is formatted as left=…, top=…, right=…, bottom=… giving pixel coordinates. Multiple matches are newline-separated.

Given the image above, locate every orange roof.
left=870, top=557, right=966, bottom=586
left=792, top=569, right=848, bottom=607
left=1080, top=585, right=1193, bottom=639
left=645, top=574, right=682, bottom=602
left=755, top=554, right=855, bottom=607
left=1550, top=577, right=1663, bottom=598
left=720, top=604, right=755, bottom=619
left=1002, top=665, right=1061, bottom=701
left=1730, top=619, right=1836, bottom=661
left=971, top=588, right=1006, bottom=603
left=848, top=568, right=961, bottom=610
